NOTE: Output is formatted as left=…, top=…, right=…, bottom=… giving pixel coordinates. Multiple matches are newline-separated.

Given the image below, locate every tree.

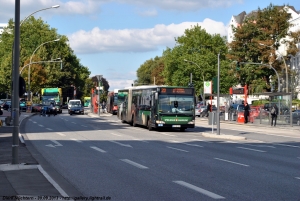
left=0, top=17, right=90, bottom=99
left=227, top=4, right=293, bottom=93
left=162, top=24, right=234, bottom=96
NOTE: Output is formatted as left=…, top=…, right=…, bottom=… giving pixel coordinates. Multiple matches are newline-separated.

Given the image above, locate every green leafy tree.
left=162, top=24, right=234, bottom=96
left=0, top=17, right=90, bottom=98
left=228, top=4, right=292, bottom=93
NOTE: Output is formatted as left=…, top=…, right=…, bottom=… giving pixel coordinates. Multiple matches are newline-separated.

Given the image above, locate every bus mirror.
left=155, top=92, right=158, bottom=100
left=174, top=101, right=178, bottom=108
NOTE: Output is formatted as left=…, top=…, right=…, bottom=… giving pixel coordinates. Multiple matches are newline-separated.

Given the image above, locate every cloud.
left=0, top=0, right=103, bottom=22
left=116, top=0, right=244, bottom=11
left=68, top=19, right=228, bottom=54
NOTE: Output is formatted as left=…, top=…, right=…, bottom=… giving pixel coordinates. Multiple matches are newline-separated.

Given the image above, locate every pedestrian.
left=244, top=102, right=250, bottom=123
left=224, top=102, right=229, bottom=121
left=206, top=103, right=211, bottom=117
left=270, top=103, right=278, bottom=126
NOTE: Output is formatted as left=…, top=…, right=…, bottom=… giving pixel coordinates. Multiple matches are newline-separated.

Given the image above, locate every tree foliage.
left=0, top=17, right=91, bottom=99
left=162, top=25, right=234, bottom=96
left=227, top=4, right=294, bottom=93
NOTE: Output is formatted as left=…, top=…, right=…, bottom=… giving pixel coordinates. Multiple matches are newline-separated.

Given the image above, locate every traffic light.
left=212, top=76, right=218, bottom=94
left=19, top=76, right=26, bottom=97
left=236, top=62, right=240, bottom=71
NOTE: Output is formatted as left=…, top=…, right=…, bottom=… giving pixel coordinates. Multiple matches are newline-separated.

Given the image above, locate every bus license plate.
left=158, top=124, right=163, bottom=127
left=172, top=125, right=180, bottom=128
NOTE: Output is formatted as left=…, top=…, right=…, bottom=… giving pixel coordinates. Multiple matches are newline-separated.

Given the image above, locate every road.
left=21, top=110, right=300, bottom=200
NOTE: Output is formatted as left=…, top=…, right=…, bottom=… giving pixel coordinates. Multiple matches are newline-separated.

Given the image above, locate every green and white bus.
left=117, top=85, right=195, bottom=131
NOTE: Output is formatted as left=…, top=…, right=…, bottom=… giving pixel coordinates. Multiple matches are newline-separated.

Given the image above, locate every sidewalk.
left=0, top=112, right=80, bottom=200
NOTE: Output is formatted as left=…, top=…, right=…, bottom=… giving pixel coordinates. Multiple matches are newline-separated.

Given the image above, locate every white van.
left=68, top=99, right=82, bottom=110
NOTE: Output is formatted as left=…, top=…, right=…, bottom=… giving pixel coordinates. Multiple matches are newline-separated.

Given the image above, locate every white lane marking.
left=71, top=138, right=82, bottom=143
left=244, top=144, right=275, bottom=148
left=38, top=124, right=44, bottom=127
left=237, top=147, right=266, bottom=152
left=295, top=177, right=300, bottom=180
left=160, top=133, right=175, bottom=137
left=132, top=138, right=149, bottom=143
left=167, top=146, right=189, bottom=152
left=56, top=132, right=66, bottom=136
left=90, top=146, right=106, bottom=153
left=192, top=139, right=212, bottom=143
left=182, top=142, right=203, bottom=148
left=109, top=140, right=132, bottom=148
left=32, top=121, right=37, bottom=124
left=120, top=159, right=148, bottom=169
left=274, top=143, right=300, bottom=148
left=64, top=119, right=69, bottom=121
left=46, top=128, right=53, bottom=131
left=81, top=125, right=88, bottom=127
left=214, top=158, right=249, bottom=167
left=173, top=181, right=225, bottom=199
left=71, top=122, right=76, bottom=124
left=297, top=157, right=300, bottom=160
left=46, top=140, right=63, bottom=148
left=37, top=165, right=70, bottom=197
left=111, top=133, right=122, bottom=137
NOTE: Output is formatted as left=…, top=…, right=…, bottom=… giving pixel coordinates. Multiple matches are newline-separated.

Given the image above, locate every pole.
left=217, top=52, right=220, bottom=135
left=12, top=0, right=20, bottom=164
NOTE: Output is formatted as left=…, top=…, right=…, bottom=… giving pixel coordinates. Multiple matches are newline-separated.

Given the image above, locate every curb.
left=202, top=132, right=247, bottom=140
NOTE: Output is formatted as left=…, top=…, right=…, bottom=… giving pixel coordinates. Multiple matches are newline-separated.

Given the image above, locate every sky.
left=0, top=0, right=299, bottom=91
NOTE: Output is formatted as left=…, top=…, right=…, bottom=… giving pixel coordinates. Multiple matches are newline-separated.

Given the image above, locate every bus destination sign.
left=160, top=88, right=193, bottom=95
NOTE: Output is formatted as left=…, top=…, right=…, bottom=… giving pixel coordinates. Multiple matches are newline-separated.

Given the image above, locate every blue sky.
left=0, top=0, right=299, bottom=91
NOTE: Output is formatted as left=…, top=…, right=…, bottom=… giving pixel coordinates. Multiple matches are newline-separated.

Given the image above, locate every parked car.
left=195, top=105, right=207, bottom=117
left=2, top=101, right=11, bottom=110
left=69, top=103, right=84, bottom=115
left=285, top=112, right=300, bottom=125
left=19, top=101, right=27, bottom=112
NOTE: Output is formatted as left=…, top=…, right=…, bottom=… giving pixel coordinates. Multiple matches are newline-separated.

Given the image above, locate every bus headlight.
left=156, top=120, right=165, bottom=124
left=188, top=120, right=195, bottom=124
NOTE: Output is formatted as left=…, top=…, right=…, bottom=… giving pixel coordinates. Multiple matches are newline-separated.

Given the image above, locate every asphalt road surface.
left=21, top=110, right=300, bottom=200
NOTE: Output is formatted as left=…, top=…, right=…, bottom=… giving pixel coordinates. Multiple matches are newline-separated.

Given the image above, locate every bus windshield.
left=158, top=95, right=194, bottom=114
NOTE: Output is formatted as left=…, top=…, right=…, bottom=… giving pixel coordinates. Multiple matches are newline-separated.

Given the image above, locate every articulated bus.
left=117, top=85, right=195, bottom=131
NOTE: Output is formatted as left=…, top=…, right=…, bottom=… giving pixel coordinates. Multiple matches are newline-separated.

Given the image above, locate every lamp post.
left=27, top=38, right=60, bottom=101
left=20, top=59, right=62, bottom=74
left=11, top=4, right=60, bottom=165
left=259, top=43, right=288, bottom=93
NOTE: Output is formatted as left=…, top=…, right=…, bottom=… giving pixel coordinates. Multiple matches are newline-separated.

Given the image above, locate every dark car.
left=55, top=104, right=62, bottom=114
left=69, top=104, right=84, bottom=115
left=2, top=101, right=11, bottom=110
left=285, top=112, right=300, bottom=126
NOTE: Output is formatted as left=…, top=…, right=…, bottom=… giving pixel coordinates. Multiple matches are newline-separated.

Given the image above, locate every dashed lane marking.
left=173, top=181, right=225, bottom=199
left=237, top=146, right=266, bottom=152
left=214, top=158, right=249, bottom=167
left=90, top=146, right=106, bottom=153
left=120, top=159, right=148, bottom=169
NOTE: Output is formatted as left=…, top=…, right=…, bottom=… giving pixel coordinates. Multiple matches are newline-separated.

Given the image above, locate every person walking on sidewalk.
left=244, top=102, right=250, bottom=123
left=270, top=103, right=278, bottom=126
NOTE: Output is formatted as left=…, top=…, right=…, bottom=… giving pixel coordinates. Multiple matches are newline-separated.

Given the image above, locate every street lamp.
left=11, top=4, right=60, bottom=165
left=20, top=58, right=62, bottom=74
left=259, top=43, right=288, bottom=93
left=27, top=38, right=60, bottom=101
